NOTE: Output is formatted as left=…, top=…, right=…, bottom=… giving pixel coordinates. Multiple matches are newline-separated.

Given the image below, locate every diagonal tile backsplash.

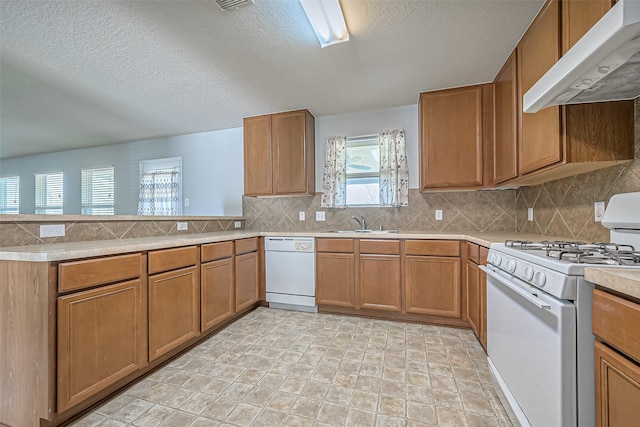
left=243, top=189, right=518, bottom=233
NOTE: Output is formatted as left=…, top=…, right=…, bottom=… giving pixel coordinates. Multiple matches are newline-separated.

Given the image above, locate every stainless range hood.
left=523, top=0, right=640, bottom=113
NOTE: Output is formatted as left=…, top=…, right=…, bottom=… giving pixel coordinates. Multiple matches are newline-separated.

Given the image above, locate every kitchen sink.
left=328, top=229, right=399, bottom=234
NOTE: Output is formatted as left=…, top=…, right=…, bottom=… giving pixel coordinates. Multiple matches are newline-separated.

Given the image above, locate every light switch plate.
left=435, top=210, right=443, bottom=221
left=184, top=198, right=190, bottom=207
left=234, top=221, right=242, bottom=228
left=299, top=211, right=305, bottom=221
left=40, top=224, right=65, bottom=238
left=594, top=201, right=605, bottom=222
left=176, top=221, right=188, bottom=231
left=316, top=211, right=325, bottom=221
left=528, top=208, right=534, bottom=221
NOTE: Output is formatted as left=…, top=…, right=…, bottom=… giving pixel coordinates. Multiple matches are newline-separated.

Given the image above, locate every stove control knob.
left=487, top=253, right=494, bottom=264
left=505, top=260, right=516, bottom=273
left=494, top=255, right=502, bottom=266
left=523, top=266, right=534, bottom=281
left=533, top=271, right=546, bottom=287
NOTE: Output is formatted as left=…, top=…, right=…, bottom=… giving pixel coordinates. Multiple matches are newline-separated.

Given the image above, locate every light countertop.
left=0, top=230, right=572, bottom=262
left=585, top=267, right=640, bottom=301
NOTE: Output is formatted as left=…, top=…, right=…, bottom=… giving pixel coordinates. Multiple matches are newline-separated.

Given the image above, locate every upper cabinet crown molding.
left=243, top=109, right=315, bottom=197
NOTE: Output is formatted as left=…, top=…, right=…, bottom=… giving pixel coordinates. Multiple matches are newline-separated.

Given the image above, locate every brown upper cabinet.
left=493, top=51, right=519, bottom=185
left=243, top=109, right=315, bottom=196
left=419, top=84, right=494, bottom=190
left=510, top=0, right=634, bottom=186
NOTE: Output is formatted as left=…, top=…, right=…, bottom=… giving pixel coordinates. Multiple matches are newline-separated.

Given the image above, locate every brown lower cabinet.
left=201, top=243, right=235, bottom=332
left=148, top=266, right=200, bottom=361
left=593, top=289, right=640, bottom=426
left=235, top=238, right=260, bottom=312
left=464, top=242, right=488, bottom=349
left=317, top=252, right=355, bottom=306
left=359, top=241, right=401, bottom=312
left=57, top=278, right=147, bottom=413
left=405, top=255, right=461, bottom=317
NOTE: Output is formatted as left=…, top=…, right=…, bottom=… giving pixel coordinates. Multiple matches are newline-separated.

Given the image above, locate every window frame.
left=81, top=166, right=115, bottom=215
left=34, top=171, right=64, bottom=215
left=345, top=135, right=380, bottom=207
left=0, top=175, right=20, bottom=214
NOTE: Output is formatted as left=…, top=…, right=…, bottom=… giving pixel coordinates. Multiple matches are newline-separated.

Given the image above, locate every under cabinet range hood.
left=523, top=0, right=640, bottom=113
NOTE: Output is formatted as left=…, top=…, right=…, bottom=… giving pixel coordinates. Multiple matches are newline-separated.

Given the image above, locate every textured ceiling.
left=0, top=0, right=544, bottom=159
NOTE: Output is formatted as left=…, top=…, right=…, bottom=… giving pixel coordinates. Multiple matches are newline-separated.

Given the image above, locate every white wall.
left=315, top=104, right=419, bottom=191
left=0, top=127, right=244, bottom=216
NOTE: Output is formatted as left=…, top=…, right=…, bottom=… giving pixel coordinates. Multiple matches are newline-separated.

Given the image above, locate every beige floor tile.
left=70, top=308, right=512, bottom=427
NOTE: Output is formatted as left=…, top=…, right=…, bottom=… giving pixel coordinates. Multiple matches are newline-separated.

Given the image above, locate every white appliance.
left=523, top=0, right=640, bottom=113
left=482, top=191, right=640, bottom=427
left=265, top=236, right=317, bottom=312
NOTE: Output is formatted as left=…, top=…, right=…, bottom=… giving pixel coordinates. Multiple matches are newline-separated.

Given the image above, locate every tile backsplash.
left=0, top=218, right=241, bottom=247
left=243, top=189, right=517, bottom=233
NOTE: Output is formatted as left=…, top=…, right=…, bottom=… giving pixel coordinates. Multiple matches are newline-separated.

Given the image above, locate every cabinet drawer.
left=405, top=240, right=460, bottom=257
left=201, top=241, right=234, bottom=263
left=235, top=237, right=258, bottom=255
left=593, top=289, right=640, bottom=362
left=467, top=242, right=480, bottom=263
left=359, top=239, right=400, bottom=255
left=317, top=238, right=354, bottom=253
left=148, top=246, right=198, bottom=275
left=59, top=253, right=142, bottom=293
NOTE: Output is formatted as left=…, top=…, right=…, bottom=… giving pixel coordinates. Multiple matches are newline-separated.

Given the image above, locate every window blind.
left=82, top=167, right=115, bottom=215
left=35, top=171, right=64, bottom=214
left=0, top=176, right=20, bottom=214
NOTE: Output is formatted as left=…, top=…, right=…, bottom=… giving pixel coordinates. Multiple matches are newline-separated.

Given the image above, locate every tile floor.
left=70, top=307, right=512, bottom=427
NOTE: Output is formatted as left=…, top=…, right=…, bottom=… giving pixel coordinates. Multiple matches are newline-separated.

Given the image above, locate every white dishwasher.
left=265, top=237, right=317, bottom=312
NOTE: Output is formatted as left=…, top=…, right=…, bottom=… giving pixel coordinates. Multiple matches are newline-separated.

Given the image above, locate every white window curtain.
left=137, top=170, right=179, bottom=216
left=321, top=136, right=347, bottom=208
left=379, top=129, right=409, bottom=207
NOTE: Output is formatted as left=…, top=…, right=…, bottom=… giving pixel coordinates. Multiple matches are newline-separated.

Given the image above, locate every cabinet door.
left=149, top=266, right=199, bottom=361
left=420, top=86, right=484, bottom=189
left=405, top=256, right=461, bottom=318
left=316, top=252, right=355, bottom=307
left=479, top=268, right=487, bottom=349
left=358, top=255, right=401, bottom=312
left=563, top=0, right=613, bottom=53
left=465, top=260, right=480, bottom=337
left=244, top=114, right=273, bottom=196
left=235, top=251, right=259, bottom=312
left=58, top=279, right=146, bottom=412
left=493, top=51, right=518, bottom=184
left=201, top=257, right=235, bottom=332
left=518, top=0, right=562, bottom=175
left=595, top=341, right=640, bottom=427
left=272, top=110, right=311, bottom=194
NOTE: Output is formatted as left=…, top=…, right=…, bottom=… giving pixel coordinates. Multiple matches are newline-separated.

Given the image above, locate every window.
left=81, top=167, right=115, bottom=215
left=138, top=157, right=182, bottom=216
left=346, top=136, right=380, bottom=206
left=35, top=171, right=63, bottom=214
left=0, top=176, right=20, bottom=214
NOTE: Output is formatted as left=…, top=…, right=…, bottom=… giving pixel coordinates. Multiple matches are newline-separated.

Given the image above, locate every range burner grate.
left=504, top=240, right=639, bottom=265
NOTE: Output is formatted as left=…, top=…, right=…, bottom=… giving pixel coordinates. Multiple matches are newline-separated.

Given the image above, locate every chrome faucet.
left=352, top=215, right=366, bottom=230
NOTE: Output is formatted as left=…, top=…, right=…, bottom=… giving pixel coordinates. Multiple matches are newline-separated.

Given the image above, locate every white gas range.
left=482, top=191, right=640, bottom=427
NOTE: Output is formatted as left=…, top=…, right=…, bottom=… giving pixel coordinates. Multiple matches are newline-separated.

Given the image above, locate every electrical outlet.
left=528, top=207, right=534, bottom=221
left=176, top=221, right=188, bottom=231
left=234, top=221, right=242, bottom=228
left=435, top=210, right=443, bottom=221
left=40, top=224, right=65, bottom=238
left=299, top=211, right=305, bottom=221
left=594, top=201, right=605, bottom=222
left=184, top=198, right=190, bottom=207
left=316, top=211, right=325, bottom=221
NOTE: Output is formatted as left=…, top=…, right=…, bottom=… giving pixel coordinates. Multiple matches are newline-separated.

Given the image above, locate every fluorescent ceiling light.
left=299, top=0, right=349, bottom=47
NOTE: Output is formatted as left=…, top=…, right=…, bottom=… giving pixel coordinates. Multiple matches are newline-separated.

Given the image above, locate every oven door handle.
left=480, top=265, right=551, bottom=310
